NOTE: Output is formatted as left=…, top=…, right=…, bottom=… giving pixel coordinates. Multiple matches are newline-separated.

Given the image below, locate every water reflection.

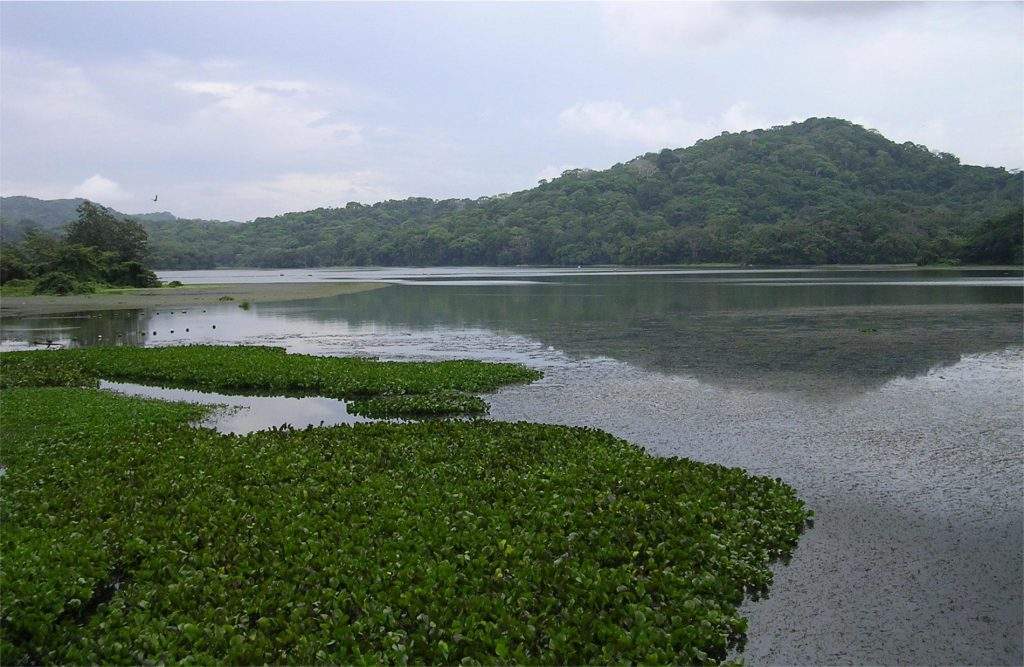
left=100, top=381, right=379, bottom=434
left=3, top=268, right=1021, bottom=396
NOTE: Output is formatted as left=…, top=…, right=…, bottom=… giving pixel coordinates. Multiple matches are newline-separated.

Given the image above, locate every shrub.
left=105, top=260, right=161, bottom=288
left=31, top=272, right=95, bottom=295
left=0, top=251, right=29, bottom=284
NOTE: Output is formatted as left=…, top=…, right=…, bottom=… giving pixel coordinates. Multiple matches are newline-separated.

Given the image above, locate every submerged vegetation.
left=1, top=346, right=811, bottom=663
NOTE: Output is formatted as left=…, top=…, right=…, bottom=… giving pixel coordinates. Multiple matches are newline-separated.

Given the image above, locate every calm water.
left=99, top=381, right=382, bottom=434
left=2, top=266, right=1022, bottom=664
left=2, top=267, right=1021, bottom=398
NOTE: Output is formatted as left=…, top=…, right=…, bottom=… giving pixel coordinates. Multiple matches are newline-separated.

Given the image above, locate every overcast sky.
left=1, top=1, right=1021, bottom=221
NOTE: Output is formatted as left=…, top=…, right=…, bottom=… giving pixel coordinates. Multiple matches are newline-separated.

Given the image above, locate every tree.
left=65, top=201, right=150, bottom=262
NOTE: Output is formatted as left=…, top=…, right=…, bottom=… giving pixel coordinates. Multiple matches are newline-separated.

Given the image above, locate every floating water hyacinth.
left=0, top=345, right=811, bottom=664
left=0, top=345, right=542, bottom=417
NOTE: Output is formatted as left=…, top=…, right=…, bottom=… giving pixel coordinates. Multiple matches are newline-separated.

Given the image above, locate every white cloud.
left=1, top=49, right=379, bottom=217
left=173, top=77, right=364, bottom=151
left=603, top=2, right=760, bottom=53
left=559, top=101, right=791, bottom=150
left=70, top=174, right=131, bottom=202
left=221, top=171, right=396, bottom=218
left=602, top=1, right=910, bottom=54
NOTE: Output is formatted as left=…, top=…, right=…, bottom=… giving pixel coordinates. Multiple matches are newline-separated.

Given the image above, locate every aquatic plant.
left=348, top=391, right=488, bottom=418
left=0, top=346, right=542, bottom=411
left=1, top=386, right=811, bottom=664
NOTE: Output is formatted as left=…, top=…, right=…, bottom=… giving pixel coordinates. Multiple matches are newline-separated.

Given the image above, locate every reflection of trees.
left=0, top=309, right=154, bottom=348
left=1, top=276, right=1020, bottom=394
left=290, top=277, right=1023, bottom=393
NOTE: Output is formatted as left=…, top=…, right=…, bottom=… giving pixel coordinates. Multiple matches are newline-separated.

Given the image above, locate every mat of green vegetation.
left=0, top=345, right=539, bottom=417
left=1, top=350, right=811, bottom=664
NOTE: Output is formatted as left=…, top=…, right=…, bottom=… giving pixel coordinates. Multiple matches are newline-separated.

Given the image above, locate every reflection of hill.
left=1, top=275, right=1020, bottom=396
left=289, top=276, right=1023, bottom=394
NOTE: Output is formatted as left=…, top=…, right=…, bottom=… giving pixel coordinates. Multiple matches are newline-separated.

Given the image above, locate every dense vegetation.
left=135, top=118, right=1020, bottom=268
left=0, top=197, right=233, bottom=243
left=2, top=353, right=810, bottom=663
left=0, top=345, right=541, bottom=418
left=0, top=197, right=88, bottom=239
left=5, top=120, right=1017, bottom=270
left=0, top=202, right=161, bottom=293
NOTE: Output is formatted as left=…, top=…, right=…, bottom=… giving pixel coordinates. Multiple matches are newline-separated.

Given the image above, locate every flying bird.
left=153, top=195, right=158, bottom=202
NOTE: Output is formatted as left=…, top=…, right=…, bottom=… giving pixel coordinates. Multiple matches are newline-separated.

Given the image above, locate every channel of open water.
left=2, top=266, right=1021, bottom=665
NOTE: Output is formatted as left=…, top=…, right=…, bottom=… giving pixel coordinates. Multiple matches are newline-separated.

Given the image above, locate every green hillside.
left=6, top=118, right=1022, bottom=267
left=0, top=197, right=89, bottom=239
left=0, top=198, right=234, bottom=243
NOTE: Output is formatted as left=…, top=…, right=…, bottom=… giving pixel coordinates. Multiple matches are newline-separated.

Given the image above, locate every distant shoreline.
left=0, top=281, right=388, bottom=317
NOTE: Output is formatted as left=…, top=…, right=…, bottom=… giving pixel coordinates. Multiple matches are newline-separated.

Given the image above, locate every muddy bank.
left=0, top=282, right=388, bottom=317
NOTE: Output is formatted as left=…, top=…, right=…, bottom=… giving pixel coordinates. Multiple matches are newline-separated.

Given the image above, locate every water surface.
left=100, top=381, right=379, bottom=434
left=2, top=266, right=1022, bottom=664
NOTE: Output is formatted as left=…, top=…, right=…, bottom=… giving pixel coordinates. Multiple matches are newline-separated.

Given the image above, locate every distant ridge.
left=0, top=196, right=239, bottom=242
left=3, top=118, right=1021, bottom=266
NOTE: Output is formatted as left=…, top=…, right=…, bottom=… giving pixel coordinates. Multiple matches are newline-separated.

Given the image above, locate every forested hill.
left=0, top=197, right=236, bottom=242
left=9, top=118, right=1024, bottom=267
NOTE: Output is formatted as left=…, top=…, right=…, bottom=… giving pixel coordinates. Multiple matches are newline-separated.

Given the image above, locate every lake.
left=2, top=265, right=1022, bottom=664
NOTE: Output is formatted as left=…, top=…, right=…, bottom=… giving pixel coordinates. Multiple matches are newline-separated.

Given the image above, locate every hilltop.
left=5, top=118, right=1021, bottom=266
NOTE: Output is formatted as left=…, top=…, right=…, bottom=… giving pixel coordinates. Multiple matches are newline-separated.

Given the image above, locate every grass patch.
left=0, top=345, right=541, bottom=417
left=1, top=385, right=810, bottom=664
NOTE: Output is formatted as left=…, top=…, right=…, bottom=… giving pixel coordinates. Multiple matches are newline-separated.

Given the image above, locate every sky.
left=1, top=1, right=1021, bottom=221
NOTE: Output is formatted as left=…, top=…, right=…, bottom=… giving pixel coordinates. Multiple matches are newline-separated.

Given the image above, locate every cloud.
left=1, top=49, right=380, bottom=217
left=559, top=101, right=789, bottom=149
left=221, top=171, right=397, bottom=218
left=602, top=1, right=914, bottom=54
left=70, top=174, right=131, bottom=202
left=173, top=77, right=364, bottom=150
left=603, top=2, right=751, bottom=52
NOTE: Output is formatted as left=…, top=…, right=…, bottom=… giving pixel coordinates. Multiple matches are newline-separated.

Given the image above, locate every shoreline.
left=0, top=281, right=388, bottom=317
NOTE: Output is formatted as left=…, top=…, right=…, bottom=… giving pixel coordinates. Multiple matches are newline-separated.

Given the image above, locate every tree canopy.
left=5, top=118, right=1021, bottom=268
left=65, top=201, right=150, bottom=263
left=1, top=201, right=159, bottom=292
